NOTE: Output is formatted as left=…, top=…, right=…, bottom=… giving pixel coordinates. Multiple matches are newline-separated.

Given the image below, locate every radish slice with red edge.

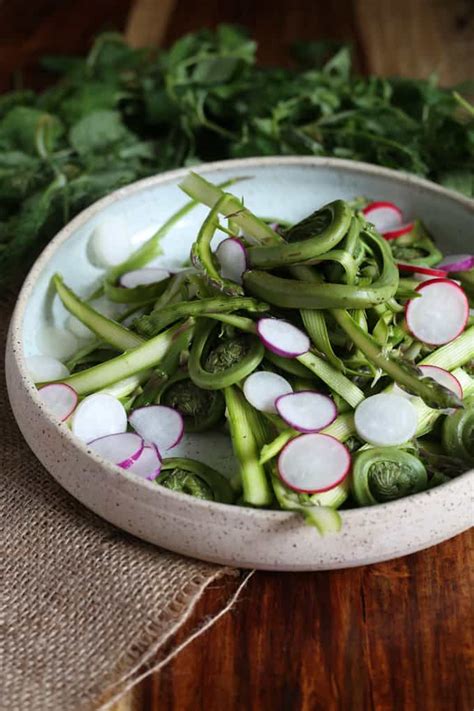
left=437, top=254, right=474, bottom=273
left=126, top=444, right=162, bottom=480
left=275, top=391, right=337, bottom=433
left=26, top=355, right=70, bottom=383
left=419, top=365, right=463, bottom=399
left=278, top=433, right=351, bottom=493
left=215, top=238, right=248, bottom=285
left=71, top=393, right=127, bottom=442
left=397, top=263, right=446, bottom=278
left=38, top=383, right=78, bottom=422
left=88, top=432, right=144, bottom=468
left=363, top=201, right=402, bottom=232
left=129, top=405, right=184, bottom=453
left=382, top=222, right=414, bottom=240
left=243, top=371, right=292, bottom=414
left=257, top=318, right=310, bottom=358
left=119, top=267, right=170, bottom=288
left=406, top=278, right=469, bottom=345
left=354, top=393, right=418, bottom=446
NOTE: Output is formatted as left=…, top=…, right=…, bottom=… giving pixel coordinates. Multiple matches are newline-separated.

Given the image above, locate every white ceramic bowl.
left=6, top=157, right=474, bottom=570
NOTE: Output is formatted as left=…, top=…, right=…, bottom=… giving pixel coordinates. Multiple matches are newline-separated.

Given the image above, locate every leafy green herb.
left=1, top=27, right=472, bottom=283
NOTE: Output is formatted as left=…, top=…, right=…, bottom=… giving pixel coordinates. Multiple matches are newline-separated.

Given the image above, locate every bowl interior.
left=19, top=157, right=473, bottom=485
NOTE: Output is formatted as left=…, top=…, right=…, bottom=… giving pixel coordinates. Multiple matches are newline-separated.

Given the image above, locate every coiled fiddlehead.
left=442, top=404, right=474, bottom=466
left=188, top=319, right=264, bottom=390
left=157, top=458, right=234, bottom=503
left=160, top=374, right=225, bottom=432
left=352, top=448, right=428, bottom=505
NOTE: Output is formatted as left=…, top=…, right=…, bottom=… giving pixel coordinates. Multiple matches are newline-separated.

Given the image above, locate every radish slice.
left=26, top=355, right=70, bottom=383
left=275, top=391, right=337, bottom=433
left=119, top=268, right=170, bottom=289
left=215, top=238, right=248, bottom=285
left=418, top=365, right=463, bottom=399
left=278, top=433, right=351, bottom=493
left=398, top=263, right=447, bottom=278
left=354, top=393, right=418, bottom=446
left=88, top=432, right=144, bottom=468
left=243, top=371, right=292, bottom=414
left=126, top=444, right=162, bottom=480
left=38, top=383, right=78, bottom=421
left=87, top=216, right=132, bottom=268
left=437, top=254, right=474, bottom=273
left=382, top=222, right=414, bottom=240
left=406, top=279, right=469, bottom=345
left=71, top=393, right=127, bottom=443
left=36, top=326, right=78, bottom=360
left=129, top=405, right=184, bottom=453
left=363, top=201, right=403, bottom=232
left=257, top=318, right=310, bottom=358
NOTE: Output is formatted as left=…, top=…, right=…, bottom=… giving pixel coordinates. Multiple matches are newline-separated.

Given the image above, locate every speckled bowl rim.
left=8, top=156, right=474, bottom=526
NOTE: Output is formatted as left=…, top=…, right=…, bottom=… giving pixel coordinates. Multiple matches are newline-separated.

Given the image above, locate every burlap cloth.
left=0, top=297, right=240, bottom=711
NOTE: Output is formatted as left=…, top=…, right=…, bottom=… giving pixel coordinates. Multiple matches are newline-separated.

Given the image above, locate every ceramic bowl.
left=6, top=157, right=474, bottom=570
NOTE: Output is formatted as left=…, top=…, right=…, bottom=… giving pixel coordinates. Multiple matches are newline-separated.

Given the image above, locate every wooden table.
left=1, top=2, right=473, bottom=709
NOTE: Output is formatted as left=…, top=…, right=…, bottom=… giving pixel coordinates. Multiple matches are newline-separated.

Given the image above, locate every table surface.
left=2, top=1, right=473, bottom=709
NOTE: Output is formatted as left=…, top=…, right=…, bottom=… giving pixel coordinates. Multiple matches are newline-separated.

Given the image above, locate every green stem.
left=224, top=386, right=273, bottom=506
left=56, top=319, right=194, bottom=395
left=297, top=351, right=365, bottom=408
left=53, top=274, right=144, bottom=351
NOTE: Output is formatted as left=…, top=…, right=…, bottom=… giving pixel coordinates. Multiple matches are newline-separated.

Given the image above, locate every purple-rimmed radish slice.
left=275, top=391, right=337, bottom=433
left=437, top=254, right=474, bottom=273
left=119, top=267, right=170, bottom=289
left=129, top=405, right=184, bottom=453
left=26, top=355, right=70, bottom=383
left=363, top=201, right=402, bottom=232
left=88, top=432, right=144, bottom=468
left=278, top=433, right=351, bottom=493
left=243, top=371, right=292, bottom=414
left=71, top=393, right=127, bottom=442
left=257, top=318, right=310, bottom=358
left=126, top=444, right=162, bottom=480
left=215, top=238, right=248, bottom=285
left=397, top=263, right=446, bottom=279
left=419, top=365, right=463, bottom=399
left=38, top=383, right=78, bottom=421
left=354, top=393, right=418, bottom=446
left=382, top=222, right=414, bottom=240
left=406, top=278, right=469, bottom=345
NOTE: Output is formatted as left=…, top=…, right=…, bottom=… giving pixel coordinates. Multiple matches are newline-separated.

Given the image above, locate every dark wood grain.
left=1, top=1, right=473, bottom=709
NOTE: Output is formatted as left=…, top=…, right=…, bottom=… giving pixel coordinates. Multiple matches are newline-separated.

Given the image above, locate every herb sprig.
left=1, top=26, right=472, bottom=284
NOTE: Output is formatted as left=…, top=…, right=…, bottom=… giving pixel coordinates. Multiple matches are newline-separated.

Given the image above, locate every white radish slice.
left=257, top=318, right=310, bottom=358
left=406, top=279, right=469, bottom=345
left=126, top=444, right=162, bottom=480
left=363, top=201, right=403, bottom=233
left=418, top=365, right=463, bottom=399
left=71, top=393, right=127, bottom=443
left=243, top=371, right=293, bottom=414
left=129, top=406, right=184, bottom=453
left=26, top=355, right=70, bottom=383
left=354, top=393, right=418, bottom=446
left=36, top=326, right=78, bottom=360
left=398, top=263, right=446, bottom=278
left=88, top=432, right=144, bottom=468
left=278, top=433, right=351, bottom=493
left=119, top=268, right=170, bottom=289
left=382, top=222, right=414, bottom=240
left=275, top=391, right=337, bottom=433
left=215, top=238, right=248, bottom=285
left=38, top=383, right=78, bottom=421
left=87, top=216, right=132, bottom=268
left=437, top=254, right=474, bottom=273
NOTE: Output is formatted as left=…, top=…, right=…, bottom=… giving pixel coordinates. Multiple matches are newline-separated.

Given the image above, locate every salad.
left=27, top=174, right=474, bottom=535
